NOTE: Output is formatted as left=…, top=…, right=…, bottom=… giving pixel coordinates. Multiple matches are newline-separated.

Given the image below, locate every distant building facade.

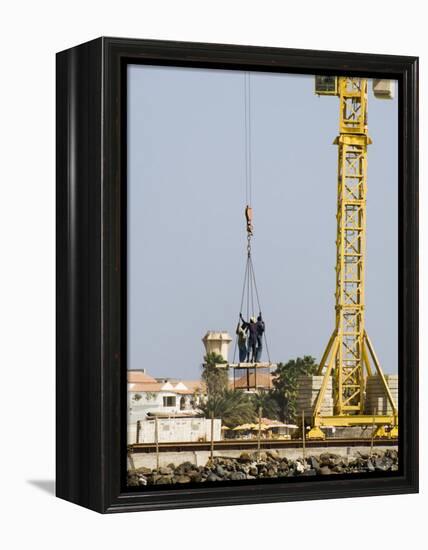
left=127, top=370, right=222, bottom=445
left=128, top=370, right=206, bottom=423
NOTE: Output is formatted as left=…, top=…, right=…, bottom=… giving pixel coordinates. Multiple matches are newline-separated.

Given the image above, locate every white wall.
left=1, top=1, right=425, bottom=550
left=128, top=417, right=222, bottom=444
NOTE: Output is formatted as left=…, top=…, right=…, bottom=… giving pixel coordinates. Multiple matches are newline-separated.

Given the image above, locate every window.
left=315, top=75, right=338, bottom=95
left=163, top=396, right=176, bottom=407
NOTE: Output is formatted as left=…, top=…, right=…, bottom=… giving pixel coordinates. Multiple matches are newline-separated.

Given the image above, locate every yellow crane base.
left=306, top=414, right=399, bottom=440
left=389, top=425, right=399, bottom=438
left=373, top=425, right=399, bottom=439
left=307, top=427, right=326, bottom=440
left=373, top=426, right=389, bottom=439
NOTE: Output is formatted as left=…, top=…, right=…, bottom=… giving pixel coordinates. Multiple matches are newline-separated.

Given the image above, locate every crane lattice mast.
left=308, top=77, right=398, bottom=439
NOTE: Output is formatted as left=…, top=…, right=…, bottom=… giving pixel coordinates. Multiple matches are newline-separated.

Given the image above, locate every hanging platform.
left=228, top=362, right=276, bottom=369
left=230, top=204, right=275, bottom=391
left=231, top=362, right=276, bottom=392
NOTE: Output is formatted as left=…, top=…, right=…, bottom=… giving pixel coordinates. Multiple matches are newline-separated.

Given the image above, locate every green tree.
left=199, top=390, right=256, bottom=428
left=271, top=356, right=318, bottom=423
left=201, top=352, right=229, bottom=397
left=250, top=390, right=279, bottom=421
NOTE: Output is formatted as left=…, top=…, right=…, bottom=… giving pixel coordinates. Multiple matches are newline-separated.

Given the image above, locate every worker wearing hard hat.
left=240, top=313, right=258, bottom=362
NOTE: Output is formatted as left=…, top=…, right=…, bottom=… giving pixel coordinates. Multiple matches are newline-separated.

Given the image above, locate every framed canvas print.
left=56, top=37, right=418, bottom=513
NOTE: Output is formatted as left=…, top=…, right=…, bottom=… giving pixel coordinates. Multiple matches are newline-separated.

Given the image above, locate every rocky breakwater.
left=128, top=449, right=398, bottom=486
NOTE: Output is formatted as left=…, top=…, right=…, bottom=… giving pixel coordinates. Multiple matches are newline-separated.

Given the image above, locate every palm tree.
left=201, top=352, right=229, bottom=397
left=251, top=390, right=279, bottom=421
left=198, top=389, right=255, bottom=428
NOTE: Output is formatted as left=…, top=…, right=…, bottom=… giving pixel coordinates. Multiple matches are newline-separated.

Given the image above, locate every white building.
left=128, top=370, right=205, bottom=423
left=127, top=370, right=222, bottom=445
left=127, top=330, right=233, bottom=445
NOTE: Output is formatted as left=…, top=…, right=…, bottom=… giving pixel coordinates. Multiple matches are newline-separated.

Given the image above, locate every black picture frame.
left=56, top=37, right=419, bottom=513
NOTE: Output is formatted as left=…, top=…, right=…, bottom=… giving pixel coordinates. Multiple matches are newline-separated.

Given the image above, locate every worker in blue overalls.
left=255, top=313, right=265, bottom=362
left=240, top=313, right=258, bottom=363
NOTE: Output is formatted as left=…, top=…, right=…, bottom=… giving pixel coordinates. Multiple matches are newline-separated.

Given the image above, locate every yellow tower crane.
left=307, top=76, right=398, bottom=440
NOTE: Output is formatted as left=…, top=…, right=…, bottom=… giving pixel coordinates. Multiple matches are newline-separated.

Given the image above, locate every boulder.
left=386, top=449, right=398, bottom=462
left=374, top=456, right=393, bottom=471
left=267, top=450, right=280, bottom=461
left=136, top=466, right=152, bottom=475
left=309, top=456, right=320, bottom=471
left=215, top=465, right=227, bottom=477
left=295, top=461, right=305, bottom=474
left=319, top=453, right=332, bottom=466
left=155, top=475, right=173, bottom=485
left=127, top=474, right=140, bottom=486
left=239, top=452, right=252, bottom=463
left=207, top=473, right=221, bottom=482
left=176, top=475, right=191, bottom=483
left=188, top=471, right=203, bottom=483
left=230, top=471, right=246, bottom=481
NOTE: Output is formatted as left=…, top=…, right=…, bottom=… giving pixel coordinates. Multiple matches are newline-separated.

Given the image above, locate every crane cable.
left=244, top=72, right=253, bottom=207
left=232, top=72, right=271, bottom=364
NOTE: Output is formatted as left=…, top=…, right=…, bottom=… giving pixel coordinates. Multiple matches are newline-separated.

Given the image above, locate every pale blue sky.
left=128, top=65, right=398, bottom=378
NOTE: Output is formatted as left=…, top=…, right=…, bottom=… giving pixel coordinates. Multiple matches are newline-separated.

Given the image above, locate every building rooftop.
left=178, top=380, right=206, bottom=394
left=127, top=370, right=157, bottom=384
left=128, top=370, right=206, bottom=395
left=231, top=372, right=274, bottom=389
left=128, top=382, right=164, bottom=392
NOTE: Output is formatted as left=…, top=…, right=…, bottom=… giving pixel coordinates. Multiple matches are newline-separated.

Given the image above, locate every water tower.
left=202, top=331, right=232, bottom=363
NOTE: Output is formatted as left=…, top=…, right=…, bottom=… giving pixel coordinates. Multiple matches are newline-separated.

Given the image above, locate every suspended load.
left=230, top=206, right=276, bottom=391
left=228, top=72, right=276, bottom=392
